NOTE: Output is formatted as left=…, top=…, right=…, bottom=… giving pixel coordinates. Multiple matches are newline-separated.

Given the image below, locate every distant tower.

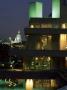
left=29, top=2, right=43, bottom=18
left=14, top=30, right=22, bottom=43
left=9, top=37, right=13, bottom=44
left=52, top=0, right=60, bottom=18
left=9, top=37, right=12, bottom=42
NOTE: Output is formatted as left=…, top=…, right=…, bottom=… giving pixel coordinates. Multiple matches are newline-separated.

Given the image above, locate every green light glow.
left=36, top=2, right=43, bottom=17
left=29, top=3, right=36, bottom=18
left=29, top=2, right=43, bottom=18
left=52, top=0, right=60, bottom=18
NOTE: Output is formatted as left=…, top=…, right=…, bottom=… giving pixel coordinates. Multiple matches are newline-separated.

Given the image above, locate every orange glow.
left=26, top=79, right=33, bottom=90
left=60, top=34, right=67, bottom=50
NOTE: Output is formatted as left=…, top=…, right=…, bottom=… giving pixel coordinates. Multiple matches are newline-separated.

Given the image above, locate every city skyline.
left=0, top=0, right=67, bottom=89
left=0, top=0, right=51, bottom=39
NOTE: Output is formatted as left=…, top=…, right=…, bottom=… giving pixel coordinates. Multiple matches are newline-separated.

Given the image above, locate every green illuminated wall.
left=52, top=0, right=60, bottom=18
left=36, top=2, right=43, bottom=18
left=29, top=2, right=43, bottom=18
left=29, top=3, right=36, bottom=18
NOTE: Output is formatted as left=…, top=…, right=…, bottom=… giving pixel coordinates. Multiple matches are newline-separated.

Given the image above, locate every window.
left=41, top=24, right=52, bottom=28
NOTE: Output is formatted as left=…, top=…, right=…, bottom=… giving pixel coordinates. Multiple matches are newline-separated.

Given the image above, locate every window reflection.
left=35, top=35, right=52, bottom=50
left=30, top=56, right=53, bottom=70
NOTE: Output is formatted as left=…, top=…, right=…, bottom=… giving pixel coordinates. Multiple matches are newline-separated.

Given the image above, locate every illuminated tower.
left=29, top=2, right=43, bottom=18
left=52, top=0, right=60, bottom=18
left=14, top=30, right=22, bottom=43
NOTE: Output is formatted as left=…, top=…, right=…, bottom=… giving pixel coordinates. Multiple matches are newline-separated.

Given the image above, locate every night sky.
left=0, top=0, right=51, bottom=39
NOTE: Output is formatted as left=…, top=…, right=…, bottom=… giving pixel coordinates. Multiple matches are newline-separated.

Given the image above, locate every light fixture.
left=62, top=23, right=66, bottom=29
left=35, top=57, right=38, bottom=60
left=30, top=25, right=34, bottom=28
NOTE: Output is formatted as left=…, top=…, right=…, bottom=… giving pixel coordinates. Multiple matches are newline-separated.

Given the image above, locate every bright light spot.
left=62, top=23, right=66, bottom=29
left=13, top=83, right=16, bottom=87
left=51, top=79, right=56, bottom=87
left=8, top=84, right=12, bottom=87
left=47, top=57, right=51, bottom=62
left=2, top=64, right=4, bottom=66
left=35, top=57, right=38, bottom=60
left=65, top=57, right=67, bottom=61
left=30, top=25, right=34, bottom=28
left=31, top=62, right=34, bottom=65
left=10, top=65, right=13, bottom=68
left=65, top=45, right=67, bottom=49
left=60, top=34, right=66, bottom=40
left=26, top=79, right=33, bottom=90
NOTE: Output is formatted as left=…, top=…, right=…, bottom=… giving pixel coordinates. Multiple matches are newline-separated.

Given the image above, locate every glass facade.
left=20, top=56, right=65, bottom=71
left=27, top=34, right=60, bottom=50
left=29, top=22, right=67, bottom=50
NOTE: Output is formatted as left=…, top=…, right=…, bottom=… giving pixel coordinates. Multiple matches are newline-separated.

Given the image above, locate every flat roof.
left=29, top=18, right=67, bottom=23
left=29, top=18, right=61, bottom=23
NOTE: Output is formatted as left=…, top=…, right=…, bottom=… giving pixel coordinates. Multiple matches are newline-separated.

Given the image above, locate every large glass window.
left=36, top=35, right=52, bottom=50
left=60, top=34, right=67, bottom=50
left=30, top=56, right=53, bottom=70
left=41, top=24, right=52, bottom=28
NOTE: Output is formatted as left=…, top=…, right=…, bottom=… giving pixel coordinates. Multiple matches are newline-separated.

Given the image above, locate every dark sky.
left=0, top=0, right=51, bottom=39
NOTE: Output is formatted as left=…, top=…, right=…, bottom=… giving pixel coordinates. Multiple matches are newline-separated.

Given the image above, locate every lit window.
left=35, top=24, right=40, bottom=28
left=30, top=25, right=34, bottom=28
left=62, top=23, right=66, bottom=29
left=26, top=79, right=33, bottom=90
left=51, top=79, right=56, bottom=87
left=41, top=24, right=52, bottom=28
